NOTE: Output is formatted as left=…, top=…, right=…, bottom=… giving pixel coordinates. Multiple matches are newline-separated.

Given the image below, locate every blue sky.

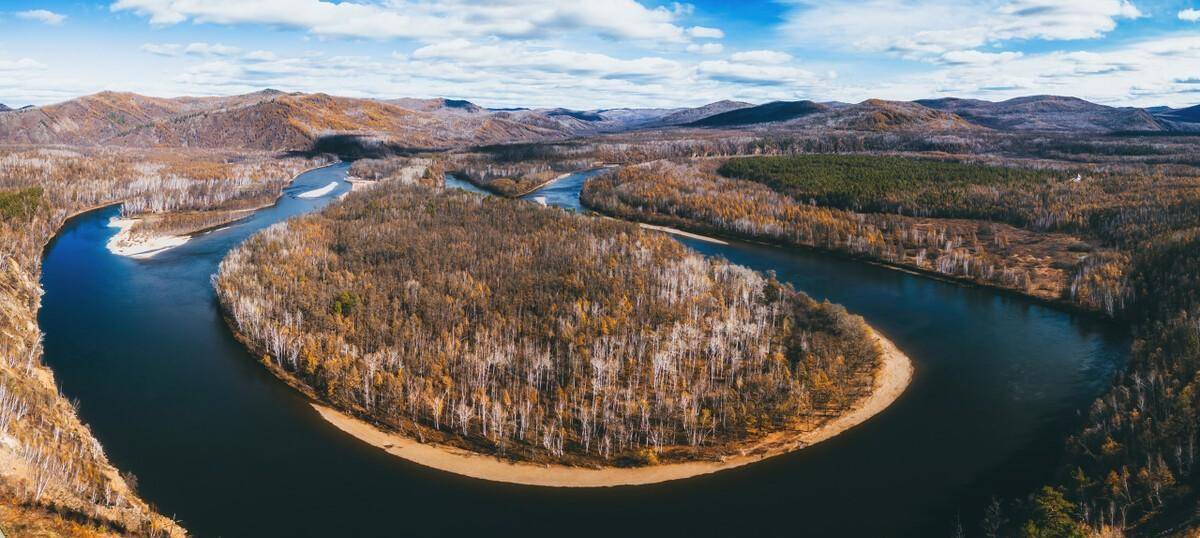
left=1, top=0, right=1198, bottom=109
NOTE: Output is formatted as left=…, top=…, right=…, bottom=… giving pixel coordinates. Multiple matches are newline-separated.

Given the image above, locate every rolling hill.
left=4, top=90, right=1189, bottom=151
left=916, top=95, right=1164, bottom=133
left=687, top=100, right=828, bottom=127
left=0, top=91, right=575, bottom=150
left=0, top=91, right=763, bottom=150
left=655, top=100, right=753, bottom=126
left=802, top=99, right=979, bottom=131
left=686, top=99, right=979, bottom=132
left=1152, top=104, right=1200, bottom=126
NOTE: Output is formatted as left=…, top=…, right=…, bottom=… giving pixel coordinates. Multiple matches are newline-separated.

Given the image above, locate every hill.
left=656, top=100, right=753, bottom=126
left=1153, top=103, right=1200, bottom=125
left=387, top=97, right=485, bottom=114
left=4, top=90, right=1182, bottom=149
left=802, top=99, right=979, bottom=131
left=492, top=100, right=753, bottom=134
left=688, top=100, right=828, bottom=127
left=0, top=91, right=762, bottom=150
left=916, top=95, right=1163, bottom=133
left=0, top=91, right=570, bottom=150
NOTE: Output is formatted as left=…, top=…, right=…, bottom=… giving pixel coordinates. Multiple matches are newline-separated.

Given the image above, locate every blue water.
left=40, top=166, right=1128, bottom=537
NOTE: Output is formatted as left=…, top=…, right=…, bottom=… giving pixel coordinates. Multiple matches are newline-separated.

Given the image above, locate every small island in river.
left=214, top=177, right=912, bottom=484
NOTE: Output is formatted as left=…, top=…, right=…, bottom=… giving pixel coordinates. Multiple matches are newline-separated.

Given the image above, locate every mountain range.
left=0, top=90, right=1195, bottom=152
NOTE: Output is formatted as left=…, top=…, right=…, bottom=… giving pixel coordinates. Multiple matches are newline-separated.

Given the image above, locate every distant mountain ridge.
left=0, top=103, right=10, bottom=112
left=0, top=91, right=754, bottom=150
left=1152, top=104, right=1200, bottom=126
left=915, top=95, right=1166, bottom=133
left=1, top=90, right=1195, bottom=150
left=688, top=99, right=980, bottom=132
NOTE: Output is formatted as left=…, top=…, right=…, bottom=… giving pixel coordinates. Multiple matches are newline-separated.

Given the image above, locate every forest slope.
left=582, top=152, right=1200, bottom=534
left=0, top=92, right=572, bottom=151
left=916, top=96, right=1165, bottom=133
left=0, top=146, right=320, bottom=536
left=581, top=159, right=1129, bottom=314
left=215, top=182, right=887, bottom=468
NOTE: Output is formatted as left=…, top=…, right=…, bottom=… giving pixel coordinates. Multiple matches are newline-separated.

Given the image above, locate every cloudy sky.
left=2, top=0, right=1199, bottom=109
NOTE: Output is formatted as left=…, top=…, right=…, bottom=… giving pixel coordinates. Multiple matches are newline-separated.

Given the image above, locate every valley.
left=0, top=87, right=1197, bottom=537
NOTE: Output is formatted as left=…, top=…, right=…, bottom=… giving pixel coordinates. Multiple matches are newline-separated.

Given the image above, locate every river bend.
left=39, top=165, right=1128, bottom=536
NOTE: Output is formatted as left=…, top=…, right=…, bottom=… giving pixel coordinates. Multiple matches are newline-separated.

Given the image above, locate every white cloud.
left=141, top=43, right=183, bottom=56
left=243, top=50, right=277, bottom=62
left=938, top=50, right=1023, bottom=65
left=697, top=60, right=814, bottom=86
left=16, top=9, right=67, bottom=25
left=689, top=26, right=724, bottom=39
left=1180, top=9, right=1200, bottom=22
left=184, top=42, right=241, bottom=56
left=141, top=42, right=241, bottom=57
left=900, top=35, right=1200, bottom=106
left=687, top=43, right=724, bottom=55
left=0, top=57, right=47, bottom=71
left=730, top=50, right=794, bottom=64
left=0, top=55, right=86, bottom=106
left=14, top=1, right=1194, bottom=109
left=138, top=37, right=834, bottom=110
left=412, top=39, right=684, bottom=81
left=781, top=0, right=1142, bottom=61
left=111, top=0, right=715, bottom=45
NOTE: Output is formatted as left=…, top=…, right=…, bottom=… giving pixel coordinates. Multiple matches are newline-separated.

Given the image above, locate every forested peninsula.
left=214, top=179, right=909, bottom=481
left=583, top=152, right=1200, bottom=531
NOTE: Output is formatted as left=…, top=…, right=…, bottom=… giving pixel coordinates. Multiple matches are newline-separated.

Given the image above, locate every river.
left=39, top=165, right=1128, bottom=537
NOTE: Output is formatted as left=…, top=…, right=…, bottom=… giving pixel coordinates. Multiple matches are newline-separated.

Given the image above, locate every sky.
left=0, top=0, right=1199, bottom=109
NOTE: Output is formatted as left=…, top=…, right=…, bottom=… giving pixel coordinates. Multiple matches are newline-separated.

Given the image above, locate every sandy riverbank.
left=637, top=222, right=729, bottom=245
left=105, top=217, right=191, bottom=259
left=105, top=161, right=343, bottom=260
left=313, top=327, right=913, bottom=488
left=297, top=181, right=338, bottom=199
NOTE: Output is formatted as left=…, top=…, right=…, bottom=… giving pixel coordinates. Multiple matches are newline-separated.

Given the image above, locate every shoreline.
left=105, top=217, right=192, bottom=259
left=105, top=160, right=341, bottom=259
left=312, top=327, right=912, bottom=488
left=635, top=222, right=728, bottom=245
left=467, top=165, right=615, bottom=199
left=297, top=181, right=338, bottom=199
left=579, top=200, right=1115, bottom=320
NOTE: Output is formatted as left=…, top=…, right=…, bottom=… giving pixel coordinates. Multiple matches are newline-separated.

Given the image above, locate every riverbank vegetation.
left=713, top=153, right=1200, bottom=534
left=0, top=145, right=322, bottom=535
left=215, top=182, right=884, bottom=466
left=718, top=154, right=1200, bottom=249
left=581, top=159, right=1128, bottom=313
left=119, top=157, right=326, bottom=243
left=348, top=156, right=441, bottom=186
left=581, top=150, right=1200, bottom=535
left=444, top=145, right=597, bottom=197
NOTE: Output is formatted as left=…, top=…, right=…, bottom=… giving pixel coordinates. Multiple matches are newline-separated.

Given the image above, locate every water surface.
left=41, top=167, right=1128, bottom=537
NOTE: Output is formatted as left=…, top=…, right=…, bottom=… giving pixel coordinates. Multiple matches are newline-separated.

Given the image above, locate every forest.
left=717, top=154, right=1200, bottom=249
left=0, top=146, right=322, bottom=537
left=444, top=150, right=597, bottom=197
left=581, top=150, right=1200, bottom=535
left=215, top=182, right=883, bottom=466
left=348, top=156, right=441, bottom=185
left=581, top=159, right=1130, bottom=315
left=717, top=154, right=1065, bottom=223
